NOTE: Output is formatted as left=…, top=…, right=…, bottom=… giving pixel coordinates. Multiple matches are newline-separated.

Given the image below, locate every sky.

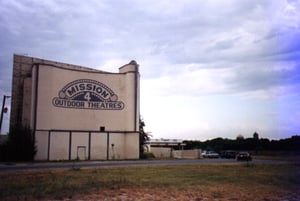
left=0, top=0, right=300, bottom=140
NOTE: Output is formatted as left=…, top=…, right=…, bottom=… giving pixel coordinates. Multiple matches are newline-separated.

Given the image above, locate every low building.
left=146, top=139, right=201, bottom=159
left=146, top=138, right=186, bottom=150
left=10, top=55, right=140, bottom=160
left=145, top=139, right=186, bottom=158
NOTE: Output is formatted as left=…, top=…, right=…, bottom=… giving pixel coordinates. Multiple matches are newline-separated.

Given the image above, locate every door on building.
left=77, top=146, right=86, bottom=160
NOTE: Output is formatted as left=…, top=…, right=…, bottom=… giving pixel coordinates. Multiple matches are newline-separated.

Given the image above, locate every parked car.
left=236, top=152, right=252, bottom=161
left=220, top=150, right=236, bottom=159
left=202, top=150, right=219, bottom=158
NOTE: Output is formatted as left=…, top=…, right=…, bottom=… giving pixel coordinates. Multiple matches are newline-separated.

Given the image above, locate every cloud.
left=142, top=66, right=234, bottom=98
left=1, top=0, right=299, bottom=138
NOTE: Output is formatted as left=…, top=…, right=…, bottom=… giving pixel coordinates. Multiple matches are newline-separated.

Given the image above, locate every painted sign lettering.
left=52, top=79, right=124, bottom=110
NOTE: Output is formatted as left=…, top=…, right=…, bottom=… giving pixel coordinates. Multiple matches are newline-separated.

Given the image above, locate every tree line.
left=183, top=134, right=300, bottom=153
left=0, top=124, right=36, bottom=161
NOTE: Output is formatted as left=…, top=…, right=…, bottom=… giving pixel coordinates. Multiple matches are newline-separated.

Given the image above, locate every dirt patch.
left=72, top=186, right=300, bottom=201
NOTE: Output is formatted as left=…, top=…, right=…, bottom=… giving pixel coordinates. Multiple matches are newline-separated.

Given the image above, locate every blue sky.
left=0, top=0, right=299, bottom=140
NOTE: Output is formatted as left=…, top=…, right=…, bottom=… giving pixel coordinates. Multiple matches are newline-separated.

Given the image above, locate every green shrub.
left=0, top=124, right=36, bottom=161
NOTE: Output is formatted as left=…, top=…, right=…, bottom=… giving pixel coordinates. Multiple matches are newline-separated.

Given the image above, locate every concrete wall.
left=34, top=131, right=139, bottom=161
left=50, top=132, right=69, bottom=160
left=90, top=133, right=107, bottom=160
left=172, top=149, right=202, bottom=159
left=149, top=148, right=202, bottom=159
left=71, top=132, right=89, bottom=160
left=150, top=147, right=172, bottom=158
left=125, top=133, right=140, bottom=159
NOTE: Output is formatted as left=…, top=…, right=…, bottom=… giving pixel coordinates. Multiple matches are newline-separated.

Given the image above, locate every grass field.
left=0, top=162, right=299, bottom=200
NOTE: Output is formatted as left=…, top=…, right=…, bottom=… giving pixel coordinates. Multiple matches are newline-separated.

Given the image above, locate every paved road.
left=0, top=158, right=290, bottom=172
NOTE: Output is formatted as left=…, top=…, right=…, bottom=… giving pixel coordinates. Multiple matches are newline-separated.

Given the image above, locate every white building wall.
left=71, top=133, right=89, bottom=160
left=90, top=133, right=107, bottom=160
left=125, top=133, right=140, bottom=159
left=49, top=132, right=69, bottom=160
left=109, top=133, right=125, bottom=160
left=11, top=55, right=140, bottom=161
left=35, top=65, right=134, bottom=131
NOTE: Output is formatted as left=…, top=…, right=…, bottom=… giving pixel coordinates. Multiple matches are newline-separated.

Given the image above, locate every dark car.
left=221, top=150, right=236, bottom=159
left=236, top=152, right=252, bottom=161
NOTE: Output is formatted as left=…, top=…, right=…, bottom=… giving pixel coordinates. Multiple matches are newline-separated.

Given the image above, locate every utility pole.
left=0, top=95, right=11, bottom=133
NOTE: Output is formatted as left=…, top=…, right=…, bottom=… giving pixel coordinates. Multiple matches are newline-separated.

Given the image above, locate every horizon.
left=147, top=134, right=300, bottom=142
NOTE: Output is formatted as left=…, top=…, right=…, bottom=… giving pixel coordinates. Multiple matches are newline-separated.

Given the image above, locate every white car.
left=202, top=150, right=220, bottom=158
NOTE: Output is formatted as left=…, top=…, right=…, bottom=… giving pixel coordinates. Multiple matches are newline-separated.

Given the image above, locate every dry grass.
left=0, top=162, right=299, bottom=200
